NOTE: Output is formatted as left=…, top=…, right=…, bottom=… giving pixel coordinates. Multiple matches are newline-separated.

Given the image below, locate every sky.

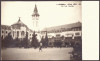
left=1, top=1, right=81, bottom=30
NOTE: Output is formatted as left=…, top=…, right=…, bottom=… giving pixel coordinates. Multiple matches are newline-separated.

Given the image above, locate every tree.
left=3, top=32, right=13, bottom=47
left=40, top=36, right=45, bottom=47
left=31, top=31, right=39, bottom=48
left=22, top=32, right=29, bottom=48
left=44, top=31, right=48, bottom=47
left=54, top=40, right=62, bottom=47
left=14, top=37, right=20, bottom=47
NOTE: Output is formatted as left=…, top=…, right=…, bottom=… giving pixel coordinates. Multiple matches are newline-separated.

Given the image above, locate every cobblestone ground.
left=1, top=47, right=73, bottom=60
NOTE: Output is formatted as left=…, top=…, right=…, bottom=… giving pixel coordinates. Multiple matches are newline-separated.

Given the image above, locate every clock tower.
left=32, top=4, right=40, bottom=31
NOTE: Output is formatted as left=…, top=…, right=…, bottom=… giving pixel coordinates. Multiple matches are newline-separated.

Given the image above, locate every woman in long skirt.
left=39, top=43, right=42, bottom=52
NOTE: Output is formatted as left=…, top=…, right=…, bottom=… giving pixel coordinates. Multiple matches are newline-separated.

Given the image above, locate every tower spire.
left=34, top=4, right=38, bottom=13
left=32, top=4, right=40, bottom=17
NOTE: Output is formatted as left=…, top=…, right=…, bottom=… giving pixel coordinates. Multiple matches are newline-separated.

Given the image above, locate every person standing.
left=39, top=43, right=42, bottom=52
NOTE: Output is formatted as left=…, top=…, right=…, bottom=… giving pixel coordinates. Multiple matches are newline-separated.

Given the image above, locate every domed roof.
left=11, top=18, right=28, bottom=29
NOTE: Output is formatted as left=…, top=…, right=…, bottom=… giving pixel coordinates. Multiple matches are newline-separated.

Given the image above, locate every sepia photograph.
left=1, top=1, right=82, bottom=60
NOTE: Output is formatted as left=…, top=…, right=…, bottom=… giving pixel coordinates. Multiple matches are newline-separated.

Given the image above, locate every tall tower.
left=32, top=4, right=40, bottom=31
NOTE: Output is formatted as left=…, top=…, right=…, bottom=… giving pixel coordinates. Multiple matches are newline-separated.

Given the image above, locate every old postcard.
left=1, top=1, right=82, bottom=60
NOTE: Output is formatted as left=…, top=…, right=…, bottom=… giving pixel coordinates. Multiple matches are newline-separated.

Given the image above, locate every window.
left=79, top=27, right=81, bottom=31
left=13, top=31, right=14, bottom=37
left=17, top=31, right=19, bottom=37
left=56, top=34, right=60, bottom=37
left=6, top=31, right=7, bottom=34
left=21, top=31, right=25, bottom=36
left=2, top=31, right=3, bottom=33
left=74, top=28, right=76, bottom=31
left=75, top=32, right=80, bottom=35
left=2, top=35, right=3, bottom=40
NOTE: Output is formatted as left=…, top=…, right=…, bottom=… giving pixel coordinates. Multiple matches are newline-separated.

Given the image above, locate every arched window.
left=21, top=31, right=25, bottom=36
left=17, top=31, right=19, bottom=37
left=13, top=31, right=14, bottom=37
left=2, top=31, right=4, bottom=33
left=75, top=32, right=80, bottom=35
left=2, top=35, right=3, bottom=40
left=6, top=31, right=7, bottom=34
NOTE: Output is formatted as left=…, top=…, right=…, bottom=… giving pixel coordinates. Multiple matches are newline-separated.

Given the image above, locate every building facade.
left=1, top=18, right=34, bottom=42
left=41, top=22, right=82, bottom=47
